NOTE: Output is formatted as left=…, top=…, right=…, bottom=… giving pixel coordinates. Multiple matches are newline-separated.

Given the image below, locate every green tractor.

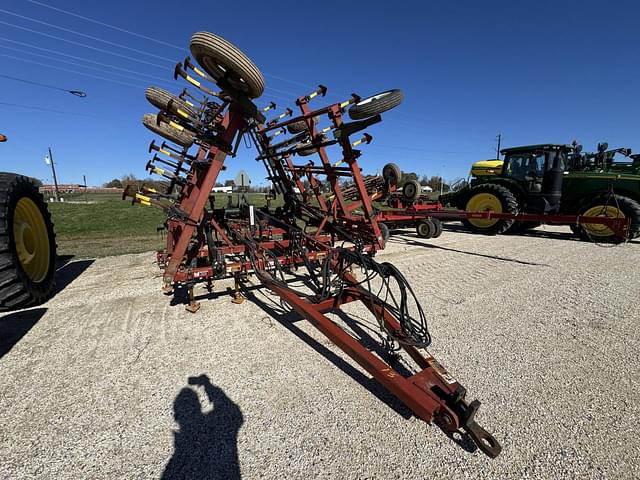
left=439, top=143, right=640, bottom=241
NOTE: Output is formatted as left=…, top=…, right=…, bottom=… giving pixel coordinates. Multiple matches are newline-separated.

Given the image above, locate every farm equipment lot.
left=1, top=227, right=639, bottom=479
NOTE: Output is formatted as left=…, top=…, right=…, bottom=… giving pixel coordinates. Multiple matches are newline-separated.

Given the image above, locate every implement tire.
left=348, top=89, right=403, bottom=120
left=142, top=113, right=194, bottom=148
left=0, top=173, right=56, bottom=311
left=461, top=183, right=518, bottom=235
left=145, top=87, right=197, bottom=122
left=190, top=31, right=265, bottom=98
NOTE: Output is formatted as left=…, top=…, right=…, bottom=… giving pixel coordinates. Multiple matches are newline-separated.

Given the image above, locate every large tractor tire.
left=461, top=184, right=518, bottom=235
left=0, top=173, right=56, bottom=310
left=190, top=31, right=265, bottom=99
left=577, top=195, right=640, bottom=242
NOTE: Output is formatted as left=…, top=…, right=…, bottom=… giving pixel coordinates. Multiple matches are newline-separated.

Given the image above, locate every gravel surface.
left=1, top=225, right=639, bottom=479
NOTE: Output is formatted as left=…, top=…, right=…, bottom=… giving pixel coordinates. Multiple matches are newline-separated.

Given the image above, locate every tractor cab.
left=499, top=144, right=575, bottom=214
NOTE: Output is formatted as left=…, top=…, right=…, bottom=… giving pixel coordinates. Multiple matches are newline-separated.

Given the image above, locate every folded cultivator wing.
left=125, top=31, right=501, bottom=458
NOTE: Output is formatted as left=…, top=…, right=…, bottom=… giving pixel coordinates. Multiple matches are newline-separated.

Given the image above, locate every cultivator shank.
left=126, top=31, right=501, bottom=457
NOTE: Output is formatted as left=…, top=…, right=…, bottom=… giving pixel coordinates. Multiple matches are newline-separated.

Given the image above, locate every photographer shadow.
left=162, top=375, right=243, bottom=480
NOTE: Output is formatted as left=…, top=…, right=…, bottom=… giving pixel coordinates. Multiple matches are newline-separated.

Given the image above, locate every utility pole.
left=496, top=133, right=502, bottom=160
left=47, top=147, right=60, bottom=202
left=83, top=174, right=88, bottom=203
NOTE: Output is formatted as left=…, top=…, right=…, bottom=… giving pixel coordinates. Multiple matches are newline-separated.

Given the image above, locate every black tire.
left=145, top=87, right=197, bottom=121
left=142, top=113, right=194, bottom=148
left=569, top=224, right=582, bottom=236
left=510, top=221, right=541, bottom=233
left=296, top=135, right=327, bottom=157
left=348, top=89, right=404, bottom=120
left=378, top=222, right=390, bottom=242
left=416, top=219, right=434, bottom=238
left=0, top=173, right=56, bottom=310
left=402, top=180, right=421, bottom=202
left=578, top=195, right=640, bottom=242
left=190, top=31, right=265, bottom=99
left=431, top=218, right=443, bottom=238
left=461, top=183, right=518, bottom=235
left=382, top=163, right=402, bottom=186
left=287, top=116, right=318, bottom=134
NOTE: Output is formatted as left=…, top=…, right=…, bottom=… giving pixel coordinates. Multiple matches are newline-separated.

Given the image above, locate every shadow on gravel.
left=55, top=257, right=94, bottom=294
left=162, top=374, right=243, bottom=480
left=246, top=289, right=413, bottom=420
left=389, top=236, right=549, bottom=267
left=0, top=307, right=47, bottom=359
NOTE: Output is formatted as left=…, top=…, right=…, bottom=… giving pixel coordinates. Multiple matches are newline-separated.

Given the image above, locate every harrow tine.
left=267, top=108, right=293, bottom=127
left=296, top=84, right=327, bottom=105
left=174, top=61, right=220, bottom=97
left=261, top=101, right=277, bottom=112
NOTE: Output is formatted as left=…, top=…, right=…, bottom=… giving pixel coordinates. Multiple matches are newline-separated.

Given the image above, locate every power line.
left=0, top=36, right=175, bottom=85
left=25, top=0, right=188, bottom=51
left=0, top=53, right=145, bottom=89
left=0, top=8, right=176, bottom=63
left=0, top=73, right=85, bottom=96
left=23, top=0, right=315, bottom=90
left=0, top=101, right=102, bottom=117
left=0, top=44, right=175, bottom=88
left=0, top=20, right=171, bottom=70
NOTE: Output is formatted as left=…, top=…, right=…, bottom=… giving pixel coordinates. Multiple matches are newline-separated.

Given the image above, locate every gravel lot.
left=1, top=225, right=639, bottom=479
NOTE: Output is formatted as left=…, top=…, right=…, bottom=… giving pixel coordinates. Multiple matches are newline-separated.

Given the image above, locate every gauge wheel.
left=402, top=180, right=421, bottom=201
left=378, top=222, right=390, bottom=242
left=578, top=195, right=640, bottom=242
left=287, top=116, right=319, bottom=134
left=348, top=89, right=404, bottom=120
left=142, top=113, right=194, bottom=148
left=296, top=134, right=327, bottom=157
left=190, top=31, right=265, bottom=98
left=0, top=173, right=56, bottom=310
left=382, top=163, right=402, bottom=186
left=461, top=184, right=518, bottom=235
left=416, top=219, right=435, bottom=238
left=430, top=217, right=443, bottom=238
left=145, top=87, right=198, bottom=122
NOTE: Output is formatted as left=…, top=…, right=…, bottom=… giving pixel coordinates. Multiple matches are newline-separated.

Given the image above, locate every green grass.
left=47, top=192, right=284, bottom=258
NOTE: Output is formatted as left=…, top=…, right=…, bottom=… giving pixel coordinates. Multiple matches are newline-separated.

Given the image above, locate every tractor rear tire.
left=511, top=221, right=541, bottom=233
left=578, top=195, right=640, bottom=242
left=0, top=173, right=56, bottom=311
left=145, top=87, right=197, bottom=121
left=142, top=113, right=194, bottom=148
left=190, top=31, right=265, bottom=98
left=348, top=89, right=404, bottom=120
left=416, top=219, right=435, bottom=238
left=461, top=184, right=518, bottom=235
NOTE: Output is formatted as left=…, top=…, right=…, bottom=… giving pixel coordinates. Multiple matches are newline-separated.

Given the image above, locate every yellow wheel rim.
left=13, top=197, right=50, bottom=282
left=466, top=193, right=502, bottom=228
left=582, top=205, right=624, bottom=237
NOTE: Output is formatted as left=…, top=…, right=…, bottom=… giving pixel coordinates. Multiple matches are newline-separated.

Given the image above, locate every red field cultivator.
left=125, top=31, right=501, bottom=457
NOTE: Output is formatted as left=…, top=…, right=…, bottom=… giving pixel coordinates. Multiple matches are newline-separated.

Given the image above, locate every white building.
left=211, top=186, right=233, bottom=193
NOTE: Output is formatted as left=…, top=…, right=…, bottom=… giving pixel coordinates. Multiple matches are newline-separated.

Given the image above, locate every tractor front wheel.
left=461, top=184, right=518, bottom=235
left=0, top=173, right=56, bottom=310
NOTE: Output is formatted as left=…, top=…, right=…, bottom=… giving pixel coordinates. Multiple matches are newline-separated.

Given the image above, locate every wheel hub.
left=582, top=205, right=624, bottom=237
left=13, top=197, right=50, bottom=282
left=466, top=193, right=502, bottom=228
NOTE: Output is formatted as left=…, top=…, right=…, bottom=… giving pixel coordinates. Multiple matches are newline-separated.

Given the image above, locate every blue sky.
left=1, top=0, right=638, bottom=187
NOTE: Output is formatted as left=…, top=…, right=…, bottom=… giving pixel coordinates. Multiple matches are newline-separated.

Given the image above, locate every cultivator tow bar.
left=127, top=31, right=501, bottom=457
